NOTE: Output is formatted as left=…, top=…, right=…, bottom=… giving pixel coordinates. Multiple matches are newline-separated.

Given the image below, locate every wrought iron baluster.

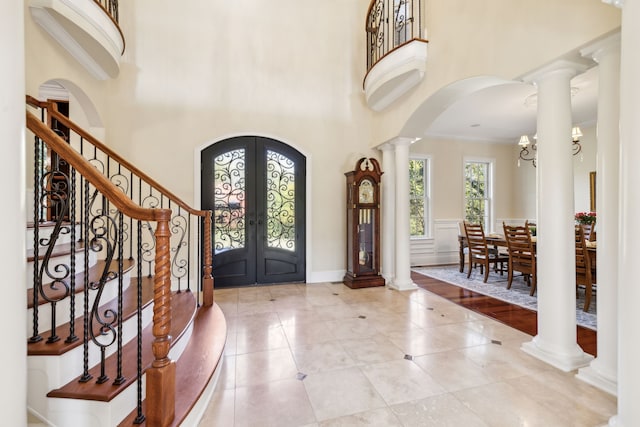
left=66, top=166, right=79, bottom=344
left=29, top=135, right=43, bottom=343
left=171, top=204, right=188, bottom=293
left=114, top=211, right=125, bottom=385
left=87, top=209, right=118, bottom=385
left=80, top=179, right=93, bottom=383
left=134, top=220, right=145, bottom=424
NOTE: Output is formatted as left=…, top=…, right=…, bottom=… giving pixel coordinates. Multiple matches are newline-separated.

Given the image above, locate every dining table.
left=457, top=233, right=597, bottom=281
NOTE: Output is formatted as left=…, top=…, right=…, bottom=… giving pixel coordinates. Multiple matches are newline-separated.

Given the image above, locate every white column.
left=0, top=1, right=27, bottom=426
left=613, top=0, right=640, bottom=425
left=379, top=144, right=396, bottom=285
left=521, top=60, right=593, bottom=371
left=389, top=138, right=417, bottom=291
left=576, top=32, right=621, bottom=396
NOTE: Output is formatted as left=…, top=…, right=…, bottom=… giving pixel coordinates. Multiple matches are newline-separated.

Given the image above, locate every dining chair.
left=576, top=225, right=594, bottom=312
left=581, top=222, right=596, bottom=242
left=463, top=222, right=508, bottom=283
left=503, top=221, right=537, bottom=295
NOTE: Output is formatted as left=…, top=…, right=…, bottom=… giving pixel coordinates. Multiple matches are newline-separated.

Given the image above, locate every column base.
left=387, top=279, right=417, bottom=291
left=521, top=338, right=593, bottom=372
left=576, top=364, right=618, bottom=396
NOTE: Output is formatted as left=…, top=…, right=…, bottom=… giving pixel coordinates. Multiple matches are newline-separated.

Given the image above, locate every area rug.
left=413, top=265, right=597, bottom=331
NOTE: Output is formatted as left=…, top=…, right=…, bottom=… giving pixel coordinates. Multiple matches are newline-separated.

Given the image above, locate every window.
left=409, top=157, right=430, bottom=237
left=464, top=160, right=493, bottom=230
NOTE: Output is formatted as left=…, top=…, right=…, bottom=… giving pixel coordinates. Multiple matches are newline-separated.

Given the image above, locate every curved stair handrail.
left=27, top=111, right=171, bottom=222
left=27, top=95, right=205, bottom=217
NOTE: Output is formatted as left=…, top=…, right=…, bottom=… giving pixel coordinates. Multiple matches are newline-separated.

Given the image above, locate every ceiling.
left=423, top=66, right=600, bottom=144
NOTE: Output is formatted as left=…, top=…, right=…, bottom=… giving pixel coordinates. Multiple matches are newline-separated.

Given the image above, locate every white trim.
left=462, top=156, right=496, bottom=233
left=409, top=154, right=433, bottom=238
left=364, top=39, right=429, bottom=111
left=29, top=0, right=123, bottom=80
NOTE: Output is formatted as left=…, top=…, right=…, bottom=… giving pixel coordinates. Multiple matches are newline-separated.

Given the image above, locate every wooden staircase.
left=25, top=99, right=226, bottom=426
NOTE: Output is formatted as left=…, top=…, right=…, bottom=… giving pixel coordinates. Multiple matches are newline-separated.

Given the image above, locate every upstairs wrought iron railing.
left=95, top=0, right=119, bottom=23
left=366, top=0, right=423, bottom=72
left=26, top=96, right=213, bottom=426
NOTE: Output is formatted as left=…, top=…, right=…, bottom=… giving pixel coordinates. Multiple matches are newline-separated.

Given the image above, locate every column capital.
left=580, top=31, right=621, bottom=63
left=376, top=136, right=420, bottom=151
left=521, top=59, right=591, bottom=85
left=602, top=0, right=624, bottom=8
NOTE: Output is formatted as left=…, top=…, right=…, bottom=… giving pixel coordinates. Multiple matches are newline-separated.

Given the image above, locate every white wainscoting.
left=410, top=219, right=461, bottom=266
left=411, top=218, right=535, bottom=267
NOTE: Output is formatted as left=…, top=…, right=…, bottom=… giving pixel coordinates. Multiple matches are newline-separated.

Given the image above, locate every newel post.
left=146, top=216, right=175, bottom=426
left=202, top=211, right=214, bottom=307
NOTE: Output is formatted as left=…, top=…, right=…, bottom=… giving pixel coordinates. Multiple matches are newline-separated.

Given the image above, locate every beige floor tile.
left=218, top=355, right=236, bottom=390
left=283, top=321, right=336, bottom=347
left=424, top=323, right=492, bottom=350
left=361, top=359, right=446, bottom=405
left=201, top=282, right=616, bottom=426
left=303, top=367, right=386, bottom=421
left=413, top=350, right=496, bottom=392
left=339, top=335, right=406, bottom=365
left=461, top=342, right=551, bottom=381
left=323, top=317, right=378, bottom=340
left=385, top=327, right=453, bottom=356
left=506, top=370, right=616, bottom=424
left=277, top=307, right=323, bottom=325
left=318, top=407, right=403, bottom=426
left=234, top=379, right=316, bottom=427
left=199, top=387, right=235, bottom=426
left=235, top=348, right=298, bottom=387
left=234, top=311, right=282, bottom=330
left=391, top=393, right=490, bottom=427
left=292, top=341, right=357, bottom=374
left=313, top=303, right=358, bottom=321
left=464, top=318, right=533, bottom=343
left=235, top=324, right=289, bottom=354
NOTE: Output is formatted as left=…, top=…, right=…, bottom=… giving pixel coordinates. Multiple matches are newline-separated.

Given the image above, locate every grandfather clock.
left=343, top=157, right=385, bottom=289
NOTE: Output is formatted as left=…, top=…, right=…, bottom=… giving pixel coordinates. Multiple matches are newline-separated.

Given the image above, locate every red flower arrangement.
left=575, top=211, right=596, bottom=225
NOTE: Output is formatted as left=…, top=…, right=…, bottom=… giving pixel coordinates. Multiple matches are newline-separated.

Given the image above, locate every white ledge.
left=30, top=0, right=124, bottom=80
left=364, top=39, right=428, bottom=111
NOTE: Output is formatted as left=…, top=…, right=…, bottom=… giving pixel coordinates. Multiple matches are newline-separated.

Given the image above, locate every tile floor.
left=199, top=282, right=616, bottom=426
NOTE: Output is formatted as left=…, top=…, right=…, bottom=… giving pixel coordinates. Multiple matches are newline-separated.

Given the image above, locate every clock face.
left=358, top=179, right=374, bottom=204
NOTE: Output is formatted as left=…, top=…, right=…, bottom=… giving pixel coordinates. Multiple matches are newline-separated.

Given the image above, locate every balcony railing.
left=366, top=0, right=423, bottom=72
left=94, top=0, right=119, bottom=23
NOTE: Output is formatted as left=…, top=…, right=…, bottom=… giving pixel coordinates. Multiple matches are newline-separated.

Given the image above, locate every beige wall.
left=512, top=125, right=598, bottom=221
left=410, top=138, right=515, bottom=228
left=23, top=0, right=613, bottom=278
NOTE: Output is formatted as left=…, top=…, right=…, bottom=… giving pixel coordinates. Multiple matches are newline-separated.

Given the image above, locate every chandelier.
left=518, top=126, right=583, bottom=167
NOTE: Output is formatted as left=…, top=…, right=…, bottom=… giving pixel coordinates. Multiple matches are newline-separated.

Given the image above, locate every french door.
left=201, top=136, right=306, bottom=287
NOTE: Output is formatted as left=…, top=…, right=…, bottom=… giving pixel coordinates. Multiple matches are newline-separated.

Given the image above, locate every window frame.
left=463, top=157, right=495, bottom=233
left=409, top=155, right=432, bottom=239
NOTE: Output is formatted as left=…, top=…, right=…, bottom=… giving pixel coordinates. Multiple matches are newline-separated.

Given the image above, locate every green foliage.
left=409, top=159, right=425, bottom=236
left=464, top=162, right=488, bottom=228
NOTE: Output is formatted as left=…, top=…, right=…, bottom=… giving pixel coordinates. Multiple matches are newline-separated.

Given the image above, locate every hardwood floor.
left=411, top=271, right=597, bottom=357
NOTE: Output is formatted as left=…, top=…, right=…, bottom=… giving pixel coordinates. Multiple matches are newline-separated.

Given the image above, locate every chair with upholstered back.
left=576, top=225, right=594, bottom=312
left=503, top=221, right=537, bottom=295
left=463, top=222, right=508, bottom=283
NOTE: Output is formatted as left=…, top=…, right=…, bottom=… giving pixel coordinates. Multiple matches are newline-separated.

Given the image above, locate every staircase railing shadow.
left=25, top=96, right=213, bottom=426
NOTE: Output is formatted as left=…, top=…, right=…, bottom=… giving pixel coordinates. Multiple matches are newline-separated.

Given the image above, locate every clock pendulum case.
left=343, top=157, right=385, bottom=289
